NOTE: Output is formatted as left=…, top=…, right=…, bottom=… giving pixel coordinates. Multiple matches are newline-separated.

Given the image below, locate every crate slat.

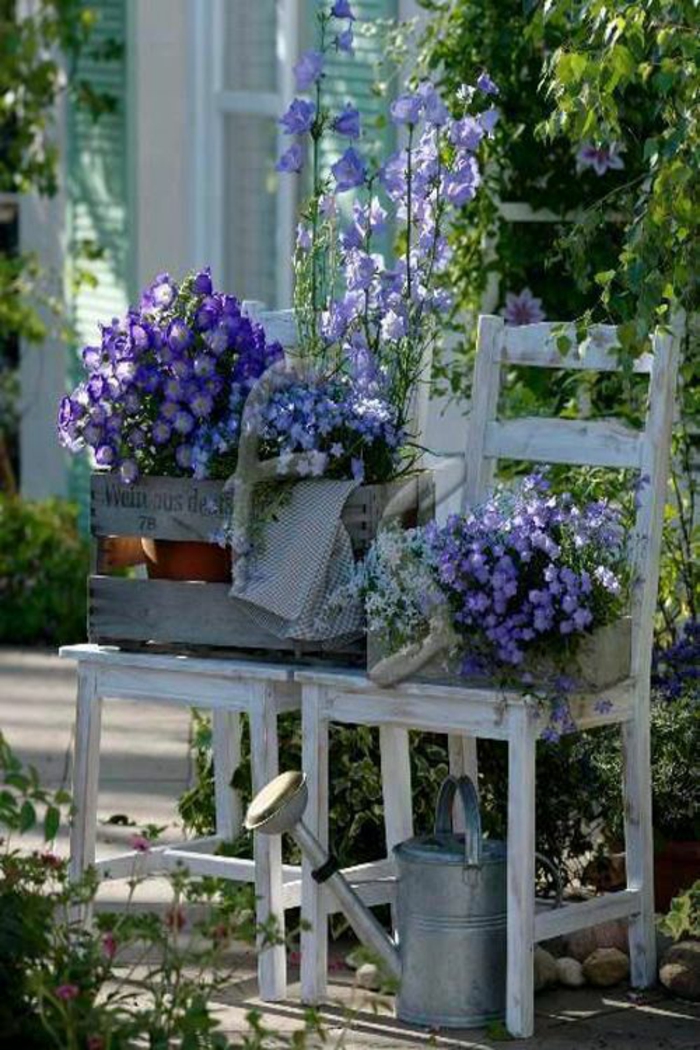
left=90, top=473, right=420, bottom=548
left=89, top=576, right=360, bottom=651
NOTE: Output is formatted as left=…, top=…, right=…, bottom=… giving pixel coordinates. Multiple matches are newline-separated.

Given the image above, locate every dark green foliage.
left=0, top=496, right=89, bottom=645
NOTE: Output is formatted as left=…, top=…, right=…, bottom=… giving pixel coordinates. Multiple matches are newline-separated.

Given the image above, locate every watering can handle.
left=434, top=775, right=482, bottom=868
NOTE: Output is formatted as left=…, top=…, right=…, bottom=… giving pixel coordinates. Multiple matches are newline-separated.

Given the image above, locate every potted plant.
left=57, top=270, right=285, bottom=581
left=362, top=472, right=631, bottom=734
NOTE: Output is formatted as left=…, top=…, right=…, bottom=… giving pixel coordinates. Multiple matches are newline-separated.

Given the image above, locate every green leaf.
left=19, top=799, right=36, bottom=833
left=44, top=804, right=60, bottom=841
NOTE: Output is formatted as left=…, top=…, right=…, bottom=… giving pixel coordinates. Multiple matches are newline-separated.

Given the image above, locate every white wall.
left=132, top=0, right=193, bottom=289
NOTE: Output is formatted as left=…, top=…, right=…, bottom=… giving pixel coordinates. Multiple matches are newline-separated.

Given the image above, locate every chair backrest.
left=242, top=302, right=298, bottom=350
left=464, top=314, right=682, bottom=682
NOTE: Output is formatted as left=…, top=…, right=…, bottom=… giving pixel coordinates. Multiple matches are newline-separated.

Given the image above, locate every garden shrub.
left=0, top=496, right=89, bottom=646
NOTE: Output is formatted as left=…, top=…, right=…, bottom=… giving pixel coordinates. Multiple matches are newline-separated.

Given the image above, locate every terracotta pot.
left=141, top=539, right=232, bottom=583
left=654, top=840, right=700, bottom=912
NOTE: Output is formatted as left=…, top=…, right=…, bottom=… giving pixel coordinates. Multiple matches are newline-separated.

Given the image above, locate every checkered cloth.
left=228, top=478, right=363, bottom=644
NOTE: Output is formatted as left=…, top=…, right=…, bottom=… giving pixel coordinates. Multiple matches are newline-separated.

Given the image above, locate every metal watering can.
left=245, top=771, right=507, bottom=1029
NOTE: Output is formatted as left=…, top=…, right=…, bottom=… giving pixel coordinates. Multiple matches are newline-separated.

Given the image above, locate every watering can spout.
left=245, top=772, right=401, bottom=980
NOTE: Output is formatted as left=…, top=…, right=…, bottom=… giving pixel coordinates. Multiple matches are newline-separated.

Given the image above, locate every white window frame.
left=188, top=0, right=298, bottom=308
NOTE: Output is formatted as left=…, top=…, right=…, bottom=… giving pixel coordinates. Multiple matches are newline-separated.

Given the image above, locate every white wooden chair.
left=296, top=314, right=681, bottom=1037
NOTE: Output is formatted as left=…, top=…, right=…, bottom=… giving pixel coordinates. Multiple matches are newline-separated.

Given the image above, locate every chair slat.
left=483, top=417, right=643, bottom=469
left=502, top=323, right=653, bottom=373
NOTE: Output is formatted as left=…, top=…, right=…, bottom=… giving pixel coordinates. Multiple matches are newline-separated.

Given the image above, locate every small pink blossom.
left=576, top=141, right=625, bottom=176
left=102, top=931, right=117, bottom=959
left=55, top=983, right=80, bottom=1001
left=87, top=1037, right=105, bottom=1050
left=128, top=834, right=152, bottom=853
left=500, top=288, right=546, bottom=327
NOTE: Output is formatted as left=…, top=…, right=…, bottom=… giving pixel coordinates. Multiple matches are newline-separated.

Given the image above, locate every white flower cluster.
left=363, top=526, right=444, bottom=651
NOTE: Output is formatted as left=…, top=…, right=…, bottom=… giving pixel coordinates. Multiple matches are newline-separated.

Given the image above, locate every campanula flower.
left=331, top=0, right=355, bottom=18
left=276, top=143, right=304, bottom=174
left=336, top=26, right=354, bottom=52
left=389, top=92, right=423, bottom=126
left=576, top=141, right=625, bottom=176
left=279, top=98, right=316, bottom=135
left=331, top=147, right=366, bottom=191
left=333, top=103, right=361, bottom=139
left=500, top=288, right=546, bottom=326
left=476, top=71, right=499, bottom=96
left=294, top=49, right=324, bottom=91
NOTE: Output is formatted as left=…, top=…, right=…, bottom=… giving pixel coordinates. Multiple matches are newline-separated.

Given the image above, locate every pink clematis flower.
left=576, top=141, right=625, bottom=176
left=500, top=288, right=546, bottom=327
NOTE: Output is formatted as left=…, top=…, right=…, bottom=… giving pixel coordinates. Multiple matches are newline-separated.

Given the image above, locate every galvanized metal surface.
left=394, top=776, right=507, bottom=1029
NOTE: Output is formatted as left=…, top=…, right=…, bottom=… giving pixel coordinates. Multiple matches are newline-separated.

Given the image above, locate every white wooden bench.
left=296, top=314, right=682, bottom=1037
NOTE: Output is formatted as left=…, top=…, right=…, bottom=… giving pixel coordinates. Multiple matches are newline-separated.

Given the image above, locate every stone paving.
left=1, top=646, right=698, bottom=1048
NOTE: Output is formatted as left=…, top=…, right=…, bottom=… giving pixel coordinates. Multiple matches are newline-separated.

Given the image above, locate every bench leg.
left=250, top=686, right=286, bottom=1001
left=301, top=683, right=329, bottom=1003
left=212, top=709, right=243, bottom=840
left=379, top=725, right=413, bottom=934
left=506, top=707, right=536, bottom=1038
left=622, top=706, right=657, bottom=986
left=69, top=667, right=102, bottom=920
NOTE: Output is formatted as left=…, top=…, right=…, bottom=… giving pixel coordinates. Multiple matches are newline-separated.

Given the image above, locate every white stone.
left=534, top=947, right=558, bottom=992
left=556, top=956, right=586, bottom=988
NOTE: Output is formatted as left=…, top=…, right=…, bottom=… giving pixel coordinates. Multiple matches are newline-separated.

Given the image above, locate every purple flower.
left=380, top=309, right=406, bottom=341
left=449, top=116, right=484, bottom=151
left=500, top=288, right=546, bottom=326
left=279, top=98, right=316, bottom=135
left=95, top=444, right=116, bottom=467
left=351, top=457, right=365, bottom=482
left=167, top=319, right=193, bottom=353
left=296, top=223, right=312, bottom=250
left=443, top=156, right=481, bottom=206
left=192, top=268, right=212, bottom=295
left=142, top=272, right=176, bottom=310
left=336, top=26, right=354, bottom=52
left=153, top=420, right=172, bottom=445
left=175, top=444, right=193, bottom=470
left=276, top=144, right=304, bottom=174
left=418, top=82, right=449, bottom=126
left=331, top=0, right=355, bottom=18
left=195, top=297, right=220, bottom=331
left=476, top=71, right=499, bottom=96
left=173, top=409, right=195, bottom=435
left=390, top=93, right=423, bottom=126
left=576, top=142, right=625, bottom=176
left=345, top=250, right=376, bottom=291
left=479, top=106, right=500, bottom=137
left=333, top=104, right=361, bottom=140
left=294, top=50, right=324, bottom=91
left=331, top=147, right=366, bottom=191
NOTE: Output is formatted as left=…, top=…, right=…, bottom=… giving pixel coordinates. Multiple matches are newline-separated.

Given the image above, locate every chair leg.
left=69, top=667, right=102, bottom=920
left=506, top=707, right=536, bottom=1039
left=622, top=711, right=657, bottom=986
left=300, top=683, right=329, bottom=1004
left=379, top=725, right=414, bottom=850
left=212, top=709, right=243, bottom=841
left=249, top=685, right=286, bottom=1001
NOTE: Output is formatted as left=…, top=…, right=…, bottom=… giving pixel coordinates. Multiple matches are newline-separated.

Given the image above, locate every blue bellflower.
left=279, top=98, right=316, bottom=135
left=333, top=104, right=361, bottom=139
left=293, top=50, right=324, bottom=91
left=331, top=147, right=366, bottom=191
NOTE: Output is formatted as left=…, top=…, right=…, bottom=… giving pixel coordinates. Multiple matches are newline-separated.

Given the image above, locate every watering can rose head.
left=57, top=270, right=284, bottom=484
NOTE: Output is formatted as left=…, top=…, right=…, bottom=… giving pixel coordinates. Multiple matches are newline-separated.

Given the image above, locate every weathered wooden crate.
left=89, top=471, right=433, bottom=655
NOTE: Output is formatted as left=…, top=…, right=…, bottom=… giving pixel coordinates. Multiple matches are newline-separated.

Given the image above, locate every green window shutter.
left=66, top=0, right=131, bottom=526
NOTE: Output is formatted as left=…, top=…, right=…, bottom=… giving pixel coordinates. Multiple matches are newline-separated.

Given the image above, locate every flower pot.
left=654, top=840, right=700, bottom=912
left=141, top=538, right=232, bottom=583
